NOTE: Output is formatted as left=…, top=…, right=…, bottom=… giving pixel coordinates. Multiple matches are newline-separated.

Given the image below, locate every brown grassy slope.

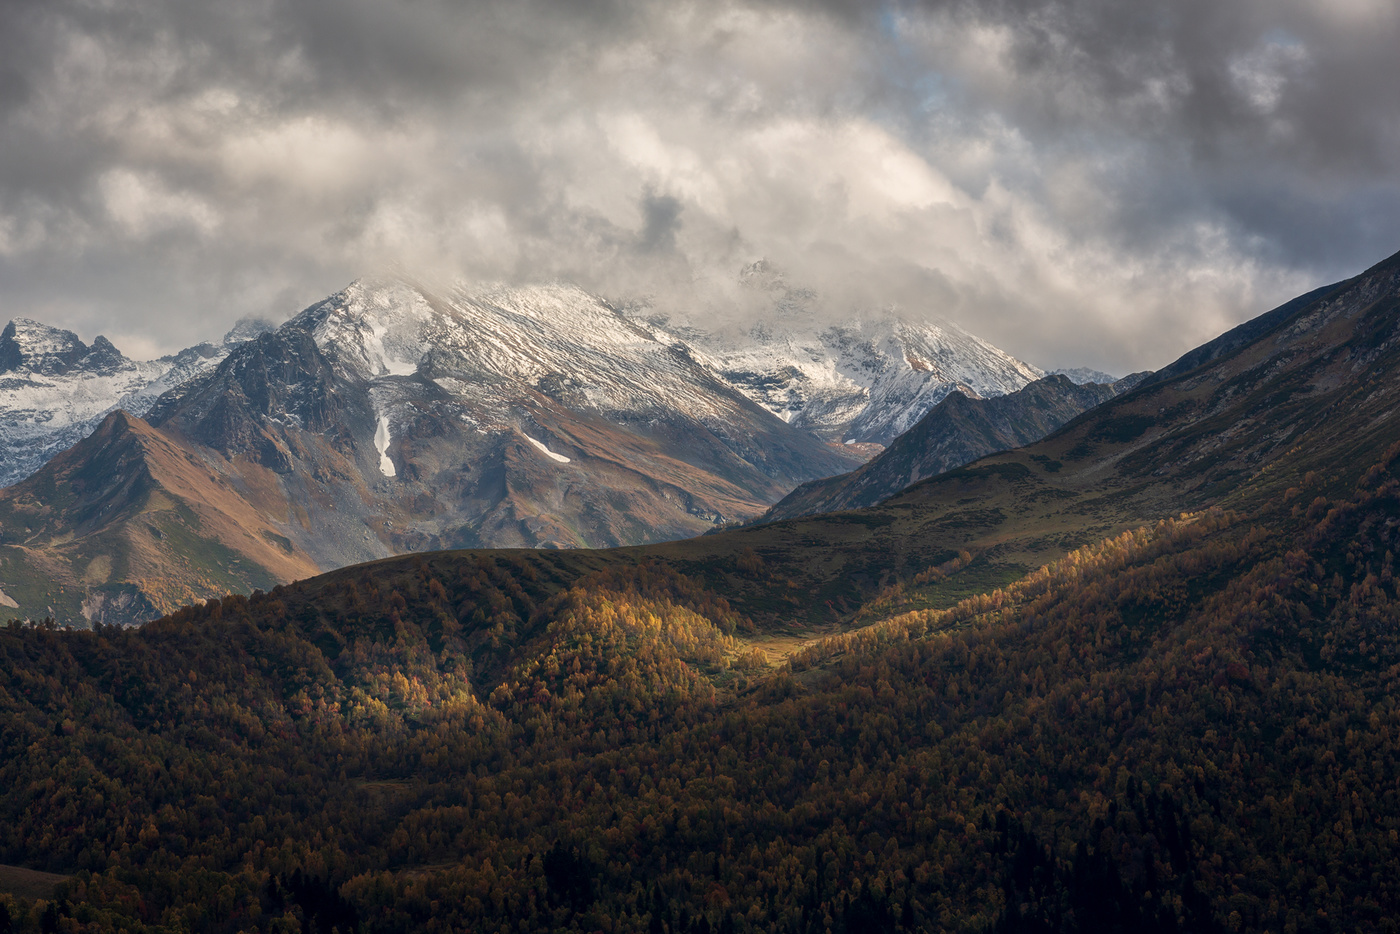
left=0, top=411, right=318, bottom=625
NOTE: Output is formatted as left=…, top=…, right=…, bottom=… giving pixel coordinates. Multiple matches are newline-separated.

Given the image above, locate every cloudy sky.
left=1, top=0, right=1398, bottom=373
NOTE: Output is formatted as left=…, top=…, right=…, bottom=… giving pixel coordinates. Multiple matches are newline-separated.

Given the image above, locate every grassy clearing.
left=0, top=863, right=69, bottom=900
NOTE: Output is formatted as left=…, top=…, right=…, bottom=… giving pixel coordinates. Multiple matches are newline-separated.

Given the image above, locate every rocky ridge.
left=0, top=318, right=272, bottom=487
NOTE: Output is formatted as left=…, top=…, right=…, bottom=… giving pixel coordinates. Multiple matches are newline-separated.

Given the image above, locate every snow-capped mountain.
left=0, top=318, right=272, bottom=487
left=1052, top=366, right=1120, bottom=385
left=631, top=262, right=1046, bottom=446
left=691, top=315, right=1046, bottom=445
left=298, top=278, right=799, bottom=436
left=123, top=276, right=860, bottom=565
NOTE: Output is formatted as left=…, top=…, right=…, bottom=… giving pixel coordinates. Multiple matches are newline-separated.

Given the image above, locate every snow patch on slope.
left=525, top=435, right=571, bottom=463
left=374, top=415, right=396, bottom=477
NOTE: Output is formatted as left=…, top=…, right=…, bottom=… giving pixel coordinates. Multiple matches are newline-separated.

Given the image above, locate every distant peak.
left=739, top=258, right=785, bottom=291
left=2, top=317, right=84, bottom=347
left=0, top=317, right=91, bottom=375
left=1052, top=366, right=1119, bottom=386
left=84, top=335, right=131, bottom=370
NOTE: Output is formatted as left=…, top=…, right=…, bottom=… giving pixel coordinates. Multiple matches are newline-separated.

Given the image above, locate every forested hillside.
left=6, top=430, right=1400, bottom=931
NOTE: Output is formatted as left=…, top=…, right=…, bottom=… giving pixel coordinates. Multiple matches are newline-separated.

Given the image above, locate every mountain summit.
left=638, top=267, right=1045, bottom=445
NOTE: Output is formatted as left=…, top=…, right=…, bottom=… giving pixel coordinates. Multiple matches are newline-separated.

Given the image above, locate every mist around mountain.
left=4, top=249, right=1400, bottom=931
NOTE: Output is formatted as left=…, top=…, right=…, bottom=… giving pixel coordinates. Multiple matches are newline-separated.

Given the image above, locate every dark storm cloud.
left=0, top=0, right=1396, bottom=371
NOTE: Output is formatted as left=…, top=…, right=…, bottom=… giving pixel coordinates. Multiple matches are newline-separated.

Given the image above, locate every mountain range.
left=0, top=276, right=1073, bottom=625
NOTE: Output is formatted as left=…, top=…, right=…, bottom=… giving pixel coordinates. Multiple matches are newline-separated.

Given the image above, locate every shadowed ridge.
left=1126, top=247, right=1400, bottom=393
left=760, top=373, right=1136, bottom=522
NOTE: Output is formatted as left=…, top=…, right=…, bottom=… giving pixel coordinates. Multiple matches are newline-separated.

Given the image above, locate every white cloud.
left=98, top=169, right=221, bottom=237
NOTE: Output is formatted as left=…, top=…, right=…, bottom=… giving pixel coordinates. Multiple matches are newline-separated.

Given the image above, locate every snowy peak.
left=0, top=318, right=133, bottom=377
left=0, top=316, right=270, bottom=488
left=297, top=279, right=439, bottom=380
left=293, top=277, right=738, bottom=424
left=691, top=259, right=1048, bottom=443
left=689, top=308, right=1045, bottom=445
left=1052, top=366, right=1120, bottom=386
left=84, top=335, right=130, bottom=372
left=887, top=318, right=1043, bottom=396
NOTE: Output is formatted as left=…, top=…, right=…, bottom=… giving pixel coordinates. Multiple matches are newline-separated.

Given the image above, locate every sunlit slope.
left=0, top=411, right=317, bottom=625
